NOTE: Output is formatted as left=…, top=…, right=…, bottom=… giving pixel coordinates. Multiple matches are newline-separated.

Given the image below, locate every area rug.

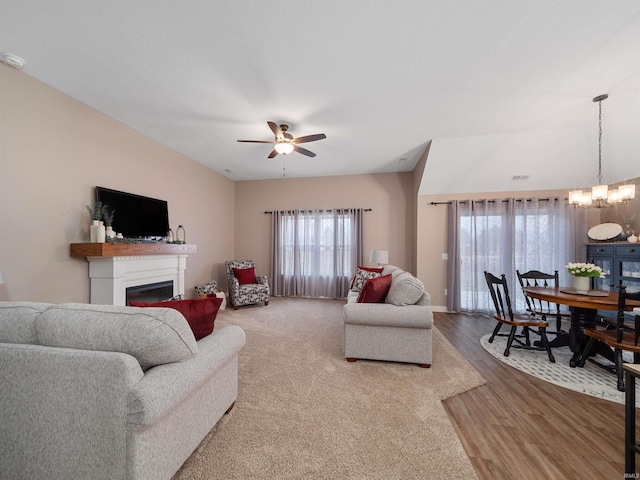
left=480, top=333, right=638, bottom=404
left=173, top=297, right=486, bottom=480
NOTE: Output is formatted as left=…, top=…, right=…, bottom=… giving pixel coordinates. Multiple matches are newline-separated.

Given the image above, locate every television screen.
left=95, top=187, right=169, bottom=239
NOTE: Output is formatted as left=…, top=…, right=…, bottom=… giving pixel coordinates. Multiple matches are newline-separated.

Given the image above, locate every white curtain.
left=271, top=209, right=363, bottom=298
left=447, top=197, right=586, bottom=313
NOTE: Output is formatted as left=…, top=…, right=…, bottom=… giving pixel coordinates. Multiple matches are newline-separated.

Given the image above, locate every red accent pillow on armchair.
left=233, top=267, right=257, bottom=285
left=130, top=296, right=223, bottom=340
left=357, top=274, right=393, bottom=303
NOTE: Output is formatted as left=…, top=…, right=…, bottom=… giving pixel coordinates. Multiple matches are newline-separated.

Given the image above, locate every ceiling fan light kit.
left=569, top=94, right=635, bottom=208
left=238, top=121, right=326, bottom=159
left=274, top=142, right=294, bottom=155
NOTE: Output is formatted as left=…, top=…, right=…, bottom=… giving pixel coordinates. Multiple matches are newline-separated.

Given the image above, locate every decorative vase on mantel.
left=90, top=220, right=99, bottom=243
left=90, top=220, right=106, bottom=243
left=573, top=276, right=590, bottom=294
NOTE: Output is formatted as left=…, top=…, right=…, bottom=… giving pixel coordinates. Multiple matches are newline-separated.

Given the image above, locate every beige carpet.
left=173, top=297, right=485, bottom=480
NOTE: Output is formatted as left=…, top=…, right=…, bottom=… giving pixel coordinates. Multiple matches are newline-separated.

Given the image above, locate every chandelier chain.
left=597, top=99, right=603, bottom=185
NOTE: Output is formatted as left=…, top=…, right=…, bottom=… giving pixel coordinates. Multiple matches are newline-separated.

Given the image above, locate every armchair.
left=225, top=260, right=270, bottom=310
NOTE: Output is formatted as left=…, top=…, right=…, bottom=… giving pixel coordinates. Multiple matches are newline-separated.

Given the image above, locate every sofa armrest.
left=127, top=325, right=246, bottom=427
left=0, top=343, right=143, bottom=479
left=343, top=303, right=433, bottom=329
left=228, top=276, right=240, bottom=293
left=415, top=291, right=432, bottom=306
left=256, top=275, right=269, bottom=286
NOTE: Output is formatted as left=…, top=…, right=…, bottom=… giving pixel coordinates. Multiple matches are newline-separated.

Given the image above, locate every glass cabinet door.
left=592, top=258, right=612, bottom=291
left=621, top=259, right=640, bottom=289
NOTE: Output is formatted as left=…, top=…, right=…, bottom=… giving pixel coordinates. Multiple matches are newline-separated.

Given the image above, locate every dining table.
left=522, top=286, right=640, bottom=367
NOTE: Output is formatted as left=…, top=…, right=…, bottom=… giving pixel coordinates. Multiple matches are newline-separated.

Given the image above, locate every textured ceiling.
left=1, top=1, right=639, bottom=194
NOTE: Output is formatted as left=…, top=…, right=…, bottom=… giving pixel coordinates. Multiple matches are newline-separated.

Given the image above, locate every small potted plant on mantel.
left=85, top=201, right=106, bottom=243
left=102, top=206, right=116, bottom=239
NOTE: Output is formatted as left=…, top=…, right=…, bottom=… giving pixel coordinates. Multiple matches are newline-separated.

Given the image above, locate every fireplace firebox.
left=126, top=281, right=174, bottom=305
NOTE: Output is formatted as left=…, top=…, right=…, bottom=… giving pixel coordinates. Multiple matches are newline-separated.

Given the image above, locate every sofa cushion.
left=0, top=302, right=52, bottom=344
left=357, top=274, right=393, bottom=303
left=385, top=272, right=425, bottom=306
left=36, top=303, right=198, bottom=369
left=130, top=296, right=223, bottom=340
left=381, top=264, right=402, bottom=276
left=233, top=267, right=257, bottom=285
left=350, top=267, right=383, bottom=292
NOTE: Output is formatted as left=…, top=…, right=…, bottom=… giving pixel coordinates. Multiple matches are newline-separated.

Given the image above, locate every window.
left=448, top=198, right=585, bottom=313
left=271, top=209, right=363, bottom=298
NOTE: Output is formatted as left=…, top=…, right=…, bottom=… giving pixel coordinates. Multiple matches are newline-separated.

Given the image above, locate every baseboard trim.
left=431, top=305, right=450, bottom=313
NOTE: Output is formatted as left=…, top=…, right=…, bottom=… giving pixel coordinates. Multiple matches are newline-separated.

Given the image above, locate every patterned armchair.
left=225, top=260, right=270, bottom=310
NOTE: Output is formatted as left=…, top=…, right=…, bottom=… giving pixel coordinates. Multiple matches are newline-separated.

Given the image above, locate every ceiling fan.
left=237, top=121, right=326, bottom=158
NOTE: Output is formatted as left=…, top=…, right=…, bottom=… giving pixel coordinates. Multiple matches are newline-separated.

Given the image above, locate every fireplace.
left=126, top=280, right=174, bottom=305
left=86, top=253, right=189, bottom=305
left=70, top=243, right=196, bottom=306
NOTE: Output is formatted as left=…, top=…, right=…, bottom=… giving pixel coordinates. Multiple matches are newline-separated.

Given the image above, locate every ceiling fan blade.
left=267, top=121, right=284, bottom=140
left=293, top=145, right=316, bottom=157
left=237, top=140, right=277, bottom=144
left=293, top=133, right=326, bottom=144
left=268, top=149, right=279, bottom=158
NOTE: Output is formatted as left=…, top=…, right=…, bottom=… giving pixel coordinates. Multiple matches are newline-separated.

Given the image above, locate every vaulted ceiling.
left=1, top=1, right=638, bottom=194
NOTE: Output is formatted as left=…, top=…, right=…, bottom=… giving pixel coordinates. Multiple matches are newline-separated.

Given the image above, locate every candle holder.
left=176, top=225, right=186, bottom=244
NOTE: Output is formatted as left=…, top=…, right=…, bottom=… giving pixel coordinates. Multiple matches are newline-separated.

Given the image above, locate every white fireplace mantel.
left=71, top=243, right=196, bottom=305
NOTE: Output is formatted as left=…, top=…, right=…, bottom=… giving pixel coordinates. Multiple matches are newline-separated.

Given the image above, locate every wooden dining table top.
left=522, top=286, right=640, bottom=312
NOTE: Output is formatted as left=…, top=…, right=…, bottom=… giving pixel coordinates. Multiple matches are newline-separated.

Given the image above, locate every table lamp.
left=370, top=250, right=389, bottom=266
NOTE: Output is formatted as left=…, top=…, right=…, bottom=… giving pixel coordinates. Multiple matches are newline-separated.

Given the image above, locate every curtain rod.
left=430, top=198, right=565, bottom=205
left=264, top=208, right=372, bottom=214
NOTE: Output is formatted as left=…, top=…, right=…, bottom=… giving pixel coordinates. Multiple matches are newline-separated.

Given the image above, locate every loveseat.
left=343, top=265, right=433, bottom=367
left=0, top=301, right=245, bottom=480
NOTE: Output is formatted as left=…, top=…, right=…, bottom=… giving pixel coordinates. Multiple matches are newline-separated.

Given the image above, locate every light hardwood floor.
left=436, top=312, right=634, bottom=480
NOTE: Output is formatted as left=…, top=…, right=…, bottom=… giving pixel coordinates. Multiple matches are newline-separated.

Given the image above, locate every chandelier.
left=568, top=94, right=635, bottom=207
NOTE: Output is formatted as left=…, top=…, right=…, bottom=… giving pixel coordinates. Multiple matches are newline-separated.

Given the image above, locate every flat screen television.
left=95, top=187, right=169, bottom=239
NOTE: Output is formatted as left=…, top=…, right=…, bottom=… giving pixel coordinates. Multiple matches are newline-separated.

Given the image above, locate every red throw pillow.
left=130, top=297, right=223, bottom=340
left=233, top=267, right=257, bottom=285
left=357, top=274, right=393, bottom=303
left=350, top=266, right=384, bottom=289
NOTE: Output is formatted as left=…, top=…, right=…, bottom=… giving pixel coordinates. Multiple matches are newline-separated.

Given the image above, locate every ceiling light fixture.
left=569, top=94, right=635, bottom=208
left=274, top=142, right=294, bottom=155
left=2, top=53, right=25, bottom=69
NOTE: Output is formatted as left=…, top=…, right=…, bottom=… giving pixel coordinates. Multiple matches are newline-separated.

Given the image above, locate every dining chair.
left=484, top=271, right=555, bottom=362
left=577, top=286, right=640, bottom=392
left=516, top=269, right=570, bottom=335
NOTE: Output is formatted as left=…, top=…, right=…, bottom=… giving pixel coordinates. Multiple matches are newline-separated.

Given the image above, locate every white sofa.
left=343, top=265, right=433, bottom=367
left=0, top=301, right=245, bottom=480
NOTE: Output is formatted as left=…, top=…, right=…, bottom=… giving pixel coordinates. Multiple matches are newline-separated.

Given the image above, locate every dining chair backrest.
left=615, top=286, right=640, bottom=344
left=484, top=271, right=514, bottom=321
left=516, top=269, right=559, bottom=314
